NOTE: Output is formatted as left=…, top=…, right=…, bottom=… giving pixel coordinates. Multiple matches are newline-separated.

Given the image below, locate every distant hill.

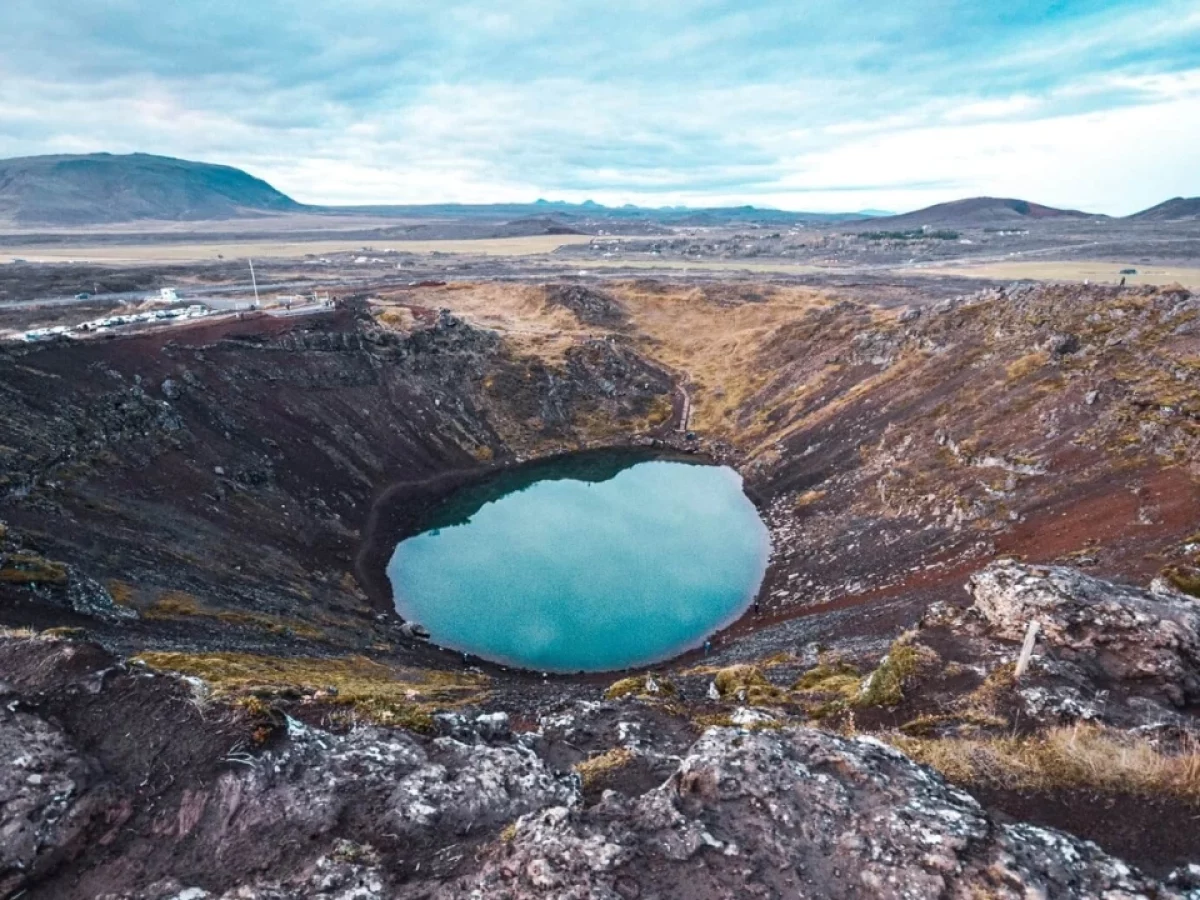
left=0, top=153, right=301, bottom=225
left=863, top=197, right=1098, bottom=229
left=330, top=199, right=871, bottom=227
left=1128, top=197, right=1200, bottom=221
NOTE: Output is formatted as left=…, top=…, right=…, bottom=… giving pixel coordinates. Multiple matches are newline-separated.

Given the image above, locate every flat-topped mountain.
left=0, top=153, right=302, bottom=225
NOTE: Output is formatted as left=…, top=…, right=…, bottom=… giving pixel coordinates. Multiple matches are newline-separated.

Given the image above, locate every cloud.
left=0, top=0, right=1197, bottom=214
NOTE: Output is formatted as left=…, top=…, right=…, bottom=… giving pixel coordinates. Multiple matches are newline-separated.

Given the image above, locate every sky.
left=1, top=1, right=1198, bottom=215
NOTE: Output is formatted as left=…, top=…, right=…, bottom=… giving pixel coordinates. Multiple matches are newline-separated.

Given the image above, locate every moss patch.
left=133, top=651, right=489, bottom=731
left=792, top=658, right=862, bottom=695
left=604, top=673, right=677, bottom=701
left=574, top=747, right=635, bottom=788
left=107, top=579, right=136, bottom=607
left=0, top=552, right=68, bottom=585
left=143, top=590, right=325, bottom=639
left=856, top=636, right=941, bottom=709
left=712, top=665, right=786, bottom=705
left=1162, top=563, right=1200, bottom=598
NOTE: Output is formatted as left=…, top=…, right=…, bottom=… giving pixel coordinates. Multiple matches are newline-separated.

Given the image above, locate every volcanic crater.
left=3, top=277, right=1200, bottom=898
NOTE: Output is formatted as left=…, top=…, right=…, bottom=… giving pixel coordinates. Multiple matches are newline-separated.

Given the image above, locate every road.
left=1, top=278, right=327, bottom=311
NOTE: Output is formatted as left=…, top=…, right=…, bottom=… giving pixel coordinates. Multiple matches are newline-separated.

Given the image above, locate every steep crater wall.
left=0, top=308, right=675, bottom=657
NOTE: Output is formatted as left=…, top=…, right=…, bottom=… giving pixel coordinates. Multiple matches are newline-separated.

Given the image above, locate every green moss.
left=603, top=673, right=676, bottom=701
left=855, top=637, right=940, bottom=709
left=1163, top=564, right=1200, bottom=598
left=574, top=747, right=635, bottom=788
left=792, top=659, right=861, bottom=694
left=712, top=665, right=786, bottom=705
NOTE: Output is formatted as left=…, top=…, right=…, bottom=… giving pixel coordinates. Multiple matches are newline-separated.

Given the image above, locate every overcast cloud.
left=1, top=0, right=1197, bottom=214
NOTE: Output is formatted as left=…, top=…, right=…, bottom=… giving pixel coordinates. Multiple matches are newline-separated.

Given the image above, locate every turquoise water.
left=386, top=459, right=770, bottom=672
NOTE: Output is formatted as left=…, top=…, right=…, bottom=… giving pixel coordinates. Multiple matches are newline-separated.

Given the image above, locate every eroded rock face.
left=0, top=708, right=103, bottom=897
left=91, top=723, right=1197, bottom=900
left=207, top=718, right=577, bottom=857
left=970, top=560, right=1200, bottom=706
left=544, top=284, right=628, bottom=327
left=449, top=727, right=1188, bottom=900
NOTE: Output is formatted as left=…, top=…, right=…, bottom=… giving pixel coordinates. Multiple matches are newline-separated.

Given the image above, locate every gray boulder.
left=969, top=560, right=1200, bottom=705
left=0, top=708, right=104, bottom=897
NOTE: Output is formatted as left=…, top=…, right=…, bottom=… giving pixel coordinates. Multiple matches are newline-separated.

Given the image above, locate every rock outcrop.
left=970, top=560, right=1200, bottom=706
left=0, top=707, right=106, bottom=898
left=544, top=284, right=628, bottom=327
left=8, top=654, right=1197, bottom=900
left=452, top=727, right=1190, bottom=899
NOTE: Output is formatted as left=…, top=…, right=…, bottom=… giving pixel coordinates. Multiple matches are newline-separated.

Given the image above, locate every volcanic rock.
left=969, top=560, right=1200, bottom=706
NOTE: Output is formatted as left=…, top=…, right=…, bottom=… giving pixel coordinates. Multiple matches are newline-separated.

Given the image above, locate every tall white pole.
left=248, top=258, right=260, bottom=309
left=1015, top=619, right=1040, bottom=680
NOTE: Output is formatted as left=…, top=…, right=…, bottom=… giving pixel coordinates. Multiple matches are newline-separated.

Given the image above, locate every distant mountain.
left=863, top=197, right=1098, bottom=229
left=0, top=153, right=301, bottom=225
left=1128, top=197, right=1200, bottom=221
left=339, top=199, right=870, bottom=226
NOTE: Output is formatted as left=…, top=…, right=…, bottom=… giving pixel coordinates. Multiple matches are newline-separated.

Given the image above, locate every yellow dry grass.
left=1005, top=351, right=1049, bottom=382
left=142, top=590, right=325, bottom=639
left=893, top=723, right=1200, bottom=800
left=748, top=350, right=924, bottom=457
left=405, top=282, right=587, bottom=363
left=574, top=747, right=636, bottom=788
left=612, top=282, right=830, bottom=434
left=912, top=260, right=1200, bottom=291
left=373, top=305, right=417, bottom=331
left=134, top=651, right=489, bottom=730
left=0, top=552, right=69, bottom=585
left=0, top=235, right=597, bottom=265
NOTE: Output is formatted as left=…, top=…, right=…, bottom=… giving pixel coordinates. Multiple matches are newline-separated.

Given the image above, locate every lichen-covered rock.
left=215, top=717, right=577, bottom=849
left=0, top=708, right=102, bottom=897
left=448, top=726, right=1190, bottom=899
left=970, top=560, right=1200, bottom=705
left=100, top=845, right=388, bottom=899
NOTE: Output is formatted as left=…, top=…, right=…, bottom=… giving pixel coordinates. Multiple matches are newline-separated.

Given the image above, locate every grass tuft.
left=1162, top=563, right=1200, bottom=598
left=0, top=552, right=68, bottom=585
left=574, top=747, right=636, bottom=788
left=604, top=673, right=677, bottom=701
left=856, top=635, right=941, bottom=709
left=133, top=651, right=488, bottom=731
left=143, top=590, right=325, bottom=639
left=892, top=724, right=1200, bottom=800
left=1005, top=351, right=1050, bottom=383
left=712, top=664, right=787, bottom=705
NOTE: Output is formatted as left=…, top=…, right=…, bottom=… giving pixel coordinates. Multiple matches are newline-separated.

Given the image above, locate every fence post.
left=1015, top=619, right=1040, bottom=680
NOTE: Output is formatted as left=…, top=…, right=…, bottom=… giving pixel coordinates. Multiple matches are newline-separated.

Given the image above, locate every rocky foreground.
left=3, top=559, right=1199, bottom=899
